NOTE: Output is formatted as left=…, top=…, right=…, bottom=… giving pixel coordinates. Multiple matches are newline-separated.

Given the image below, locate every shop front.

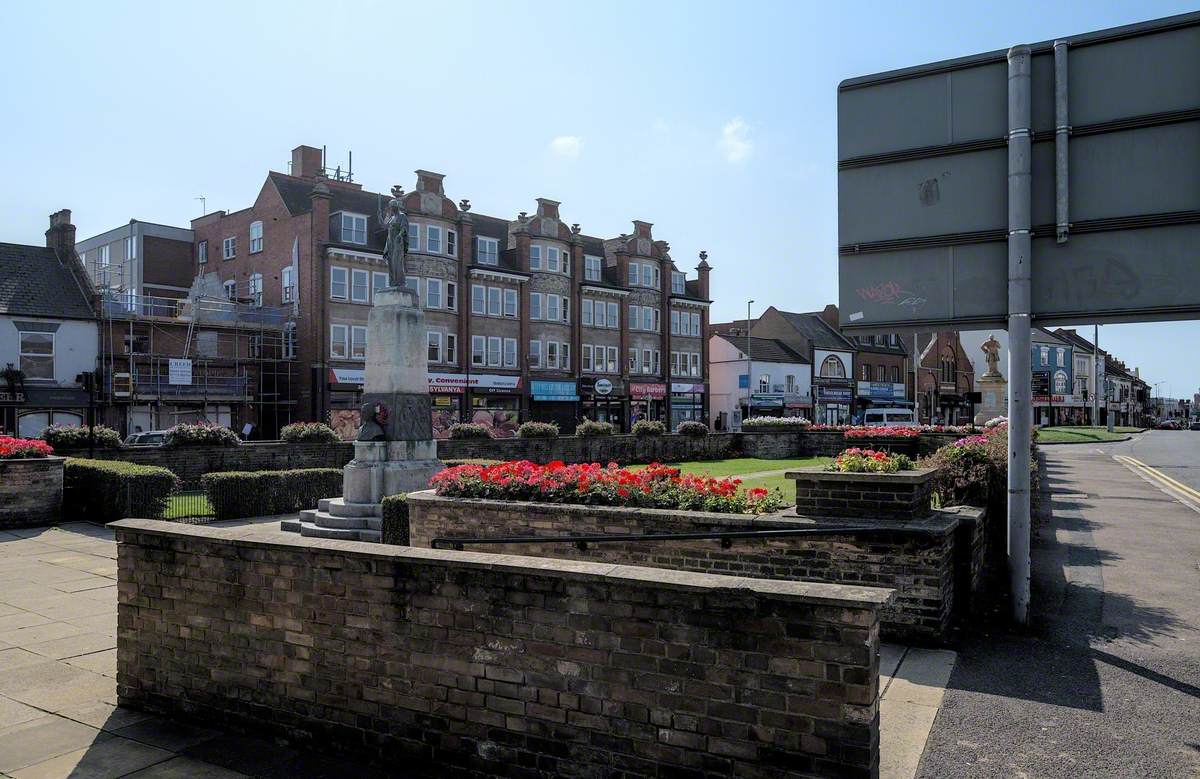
left=630, top=382, right=667, bottom=427
left=669, top=382, right=706, bottom=430
left=431, top=373, right=524, bottom=439
left=815, top=383, right=853, bottom=425
left=856, top=381, right=909, bottom=413
left=530, top=380, right=579, bottom=431
left=1034, top=393, right=1086, bottom=427
left=580, top=377, right=626, bottom=431
left=3, top=385, right=90, bottom=439
left=327, top=367, right=366, bottom=440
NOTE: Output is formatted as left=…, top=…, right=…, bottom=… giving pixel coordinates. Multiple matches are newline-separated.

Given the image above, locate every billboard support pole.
left=1007, top=44, right=1033, bottom=626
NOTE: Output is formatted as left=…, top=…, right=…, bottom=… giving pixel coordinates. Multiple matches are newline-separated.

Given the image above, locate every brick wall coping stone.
left=110, top=518, right=895, bottom=610
left=784, top=466, right=940, bottom=485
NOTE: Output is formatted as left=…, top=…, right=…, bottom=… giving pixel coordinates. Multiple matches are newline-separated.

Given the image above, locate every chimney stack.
left=291, top=145, right=324, bottom=178
left=46, top=209, right=76, bottom=256
left=820, top=304, right=840, bottom=330
left=696, top=251, right=711, bottom=300
left=415, top=170, right=446, bottom=195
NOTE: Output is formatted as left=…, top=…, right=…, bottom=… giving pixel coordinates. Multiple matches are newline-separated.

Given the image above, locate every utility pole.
left=1007, top=44, right=1034, bottom=626
left=1092, top=323, right=1099, bottom=427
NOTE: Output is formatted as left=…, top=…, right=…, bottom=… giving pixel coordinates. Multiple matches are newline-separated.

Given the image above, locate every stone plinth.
left=974, top=375, right=1008, bottom=425
left=786, top=466, right=938, bottom=521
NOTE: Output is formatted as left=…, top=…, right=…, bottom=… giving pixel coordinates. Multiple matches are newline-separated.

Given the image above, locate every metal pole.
left=913, top=330, right=919, bottom=422
left=1054, top=40, right=1070, bottom=244
left=745, top=300, right=754, bottom=427
left=1007, top=44, right=1033, bottom=626
left=1093, top=324, right=1099, bottom=426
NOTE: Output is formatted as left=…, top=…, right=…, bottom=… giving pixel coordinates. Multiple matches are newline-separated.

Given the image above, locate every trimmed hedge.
left=42, top=424, right=122, bottom=450
left=64, top=458, right=179, bottom=523
left=165, top=422, right=241, bottom=447
left=280, top=422, right=340, bottom=443
left=632, top=420, right=666, bottom=437
left=676, top=421, right=709, bottom=437
left=449, top=423, right=492, bottom=440
left=201, top=468, right=342, bottom=520
left=575, top=420, right=615, bottom=437
left=381, top=494, right=410, bottom=545
left=517, top=421, right=559, bottom=439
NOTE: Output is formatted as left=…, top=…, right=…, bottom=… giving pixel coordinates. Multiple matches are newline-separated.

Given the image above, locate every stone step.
left=299, top=523, right=364, bottom=541
left=309, top=511, right=369, bottom=530
left=280, top=518, right=302, bottom=534
left=325, top=498, right=383, bottom=518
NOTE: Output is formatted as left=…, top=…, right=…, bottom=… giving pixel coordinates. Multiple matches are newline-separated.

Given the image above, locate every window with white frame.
left=282, top=266, right=296, bottom=303
left=607, top=302, right=618, bottom=328
left=503, top=288, right=517, bottom=318
left=283, top=322, right=296, bottom=359
left=249, top=221, right=263, bottom=253
left=427, top=331, right=442, bottom=363
left=330, top=325, right=348, bottom=359
left=222, top=236, right=236, bottom=260
left=582, top=299, right=593, bottom=326
left=223, top=280, right=237, bottom=301
left=561, top=343, right=570, bottom=370
left=671, top=271, right=685, bottom=294
left=530, top=292, right=543, bottom=320
left=248, top=273, right=263, bottom=307
left=759, top=374, right=770, bottom=393
left=471, top=284, right=485, bottom=314
left=585, top=256, right=601, bottom=281
left=691, top=312, right=701, bottom=337
left=503, top=338, right=517, bottom=368
left=404, top=277, right=420, bottom=303
left=547, top=247, right=560, bottom=273
left=446, top=333, right=457, bottom=364
left=426, top=278, right=443, bottom=309
left=529, top=340, right=542, bottom=369
left=407, top=223, right=421, bottom=252
left=629, top=304, right=638, bottom=330
left=351, top=326, right=367, bottom=360
left=351, top=269, right=370, bottom=303
left=653, top=350, right=661, bottom=374
left=447, top=229, right=457, bottom=257
left=607, top=346, right=618, bottom=373
left=671, top=310, right=680, bottom=335
left=547, top=294, right=560, bottom=323
left=446, top=281, right=457, bottom=311
left=477, top=237, right=499, bottom=265
left=562, top=297, right=570, bottom=323
left=648, top=264, right=660, bottom=289
left=529, top=245, right=542, bottom=271
left=641, top=348, right=652, bottom=374
left=642, top=308, right=653, bottom=332
left=330, top=267, right=348, bottom=300
left=341, top=214, right=367, bottom=245
left=487, top=287, right=501, bottom=317
left=546, top=341, right=559, bottom=369
left=487, top=337, right=501, bottom=367
left=582, top=344, right=593, bottom=372
left=17, top=330, right=53, bottom=380
left=98, top=245, right=109, bottom=267
left=1056, top=348, right=1065, bottom=367
left=471, top=335, right=486, bottom=366
left=124, top=236, right=135, bottom=262
left=197, top=240, right=207, bottom=265
left=372, top=271, right=388, bottom=302
left=628, top=263, right=639, bottom=286
left=671, top=351, right=680, bottom=376
left=426, top=225, right=442, bottom=254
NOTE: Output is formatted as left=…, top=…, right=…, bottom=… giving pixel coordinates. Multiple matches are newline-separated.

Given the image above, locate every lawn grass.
left=1037, top=426, right=1138, bottom=443
left=162, top=492, right=213, bottom=519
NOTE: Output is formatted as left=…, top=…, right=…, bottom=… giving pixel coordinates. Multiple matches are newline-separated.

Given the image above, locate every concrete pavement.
left=916, top=432, right=1200, bottom=778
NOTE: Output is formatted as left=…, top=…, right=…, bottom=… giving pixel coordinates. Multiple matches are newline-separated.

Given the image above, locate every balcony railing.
left=100, top=291, right=290, bottom=329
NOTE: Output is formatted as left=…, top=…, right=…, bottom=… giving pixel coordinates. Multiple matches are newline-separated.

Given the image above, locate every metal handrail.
left=431, top=525, right=898, bottom=552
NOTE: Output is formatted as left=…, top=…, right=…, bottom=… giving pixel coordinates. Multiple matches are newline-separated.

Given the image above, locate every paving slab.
left=55, top=701, right=153, bottom=733
left=0, top=715, right=109, bottom=774
left=9, top=736, right=174, bottom=779
left=0, top=621, right=87, bottom=648
left=25, top=633, right=116, bottom=661
left=0, top=695, right=43, bottom=729
left=124, top=755, right=249, bottom=778
left=880, top=647, right=957, bottom=779
left=112, top=718, right=221, bottom=753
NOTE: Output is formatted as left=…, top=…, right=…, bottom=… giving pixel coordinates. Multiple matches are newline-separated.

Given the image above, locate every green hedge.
left=64, top=458, right=180, bottom=523
left=632, top=420, right=666, bottom=437
left=201, top=468, right=342, bottom=520
left=517, top=421, right=559, bottom=439
left=381, top=494, right=410, bottom=545
left=575, top=420, right=614, bottom=437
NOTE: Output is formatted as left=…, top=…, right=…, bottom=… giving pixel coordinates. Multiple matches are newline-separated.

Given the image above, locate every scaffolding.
left=93, top=276, right=297, bottom=438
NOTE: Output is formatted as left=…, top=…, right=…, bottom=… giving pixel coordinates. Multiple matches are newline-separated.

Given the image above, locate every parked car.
left=1189, top=421, right=1200, bottom=431
left=125, top=430, right=168, bottom=446
left=1156, top=420, right=1181, bottom=430
left=863, top=408, right=917, bottom=427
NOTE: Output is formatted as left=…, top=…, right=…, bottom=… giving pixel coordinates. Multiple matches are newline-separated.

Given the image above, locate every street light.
left=744, top=300, right=754, bottom=428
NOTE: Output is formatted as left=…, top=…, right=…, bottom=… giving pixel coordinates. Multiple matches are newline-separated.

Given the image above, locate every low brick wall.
left=406, top=493, right=976, bottom=642
left=437, top=432, right=742, bottom=464
left=787, top=467, right=937, bottom=521
left=114, top=519, right=892, bottom=778
left=0, top=456, right=64, bottom=529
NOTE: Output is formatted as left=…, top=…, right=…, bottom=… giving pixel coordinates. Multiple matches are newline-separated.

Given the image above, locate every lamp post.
left=744, top=300, right=754, bottom=428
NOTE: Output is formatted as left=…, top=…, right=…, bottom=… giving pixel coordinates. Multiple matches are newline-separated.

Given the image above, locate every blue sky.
left=1, top=0, right=1196, bottom=400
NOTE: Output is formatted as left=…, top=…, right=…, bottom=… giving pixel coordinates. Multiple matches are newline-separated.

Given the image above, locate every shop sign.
left=1033, top=394, right=1068, bottom=404
left=168, top=358, right=192, bottom=386
left=329, top=367, right=365, bottom=386
left=579, top=377, right=624, bottom=397
left=738, top=374, right=749, bottom=389
left=857, top=381, right=905, bottom=399
left=784, top=394, right=812, bottom=409
left=630, top=383, right=667, bottom=400
left=938, top=382, right=957, bottom=394
left=750, top=393, right=784, bottom=408
left=531, top=380, right=579, bottom=402
left=428, top=372, right=523, bottom=394
left=670, top=382, right=705, bottom=394
left=0, top=390, right=26, bottom=403
left=817, top=386, right=853, bottom=402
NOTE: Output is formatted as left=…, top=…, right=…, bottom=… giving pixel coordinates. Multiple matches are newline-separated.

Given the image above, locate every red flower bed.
left=0, top=436, right=54, bottom=459
left=843, top=426, right=922, bottom=439
left=429, top=460, right=783, bottom=514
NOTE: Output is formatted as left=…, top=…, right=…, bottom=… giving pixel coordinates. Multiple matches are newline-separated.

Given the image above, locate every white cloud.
left=548, top=136, right=583, bottom=158
left=651, top=117, right=670, bottom=134
left=718, top=117, right=753, bottom=163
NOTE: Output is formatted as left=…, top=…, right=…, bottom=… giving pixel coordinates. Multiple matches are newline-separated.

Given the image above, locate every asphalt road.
left=916, top=431, right=1200, bottom=778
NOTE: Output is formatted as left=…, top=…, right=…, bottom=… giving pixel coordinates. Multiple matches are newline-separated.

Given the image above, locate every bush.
left=676, top=421, right=709, bottom=437
left=201, top=468, right=342, bottom=520
left=63, top=458, right=179, bottom=522
left=742, top=417, right=811, bottom=430
left=828, top=448, right=914, bottom=473
left=449, top=423, right=492, bottom=440
left=164, top=422, right=240, bottom=447
left=575, top=420, right=615, bottom=437
left=921, top=424, right=1034, bottom=508
left=41, top=425, right=121, bottom=450
left=280, top=422, right=340, bottom=443
left=430, top=460, right=782, bottom=514
left=844, top=426, right=921, bottom=439
left=0, top=436, right=54, bottom=459
left=632, top=420, right=666, bottom=437
left=517, top=421, right=559, bottom=439
left=381, top=494, right=410, bottom=545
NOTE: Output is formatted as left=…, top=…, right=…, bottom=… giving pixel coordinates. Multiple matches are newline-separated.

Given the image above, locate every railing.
left=100, top=291, right=290, bottom=328
left=132, top=373, right=249, bottom=398
left=431, top=525, right=899, bottom=552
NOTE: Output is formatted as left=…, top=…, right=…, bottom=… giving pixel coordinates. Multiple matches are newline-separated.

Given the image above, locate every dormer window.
left=671, top=271, right=685, bottom=295
left=477, top=237, right=498, bottom=265
left=584, top=255, right=602, bottom=282
left=340, top=213, right=367, bottom=245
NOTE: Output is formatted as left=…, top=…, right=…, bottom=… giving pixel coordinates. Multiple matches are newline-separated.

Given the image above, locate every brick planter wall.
left=799, top=430, right=848, bottom=457
left=114, top=519, right=893, bottom=778
left=406, top=492, right=976, bottom=642
left=0, top=456, right=64, bottom=529
left=71, top=442, right=355, bottom=484
left=787, top=467, right=937, bottom=521
left=437, top=432, right=741, bottom=465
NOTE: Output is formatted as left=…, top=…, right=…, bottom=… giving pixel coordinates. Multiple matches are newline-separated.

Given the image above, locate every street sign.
left=838, top=11, right=1200, bottom=331
left=1031, top=372, right=1051, bottom=397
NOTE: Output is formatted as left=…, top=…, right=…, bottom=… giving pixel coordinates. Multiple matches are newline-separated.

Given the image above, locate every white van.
left=863, top=408, right=916, bottom=427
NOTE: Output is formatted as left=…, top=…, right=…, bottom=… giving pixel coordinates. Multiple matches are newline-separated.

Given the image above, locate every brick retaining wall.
left=114, top=519, right=892, bottom=778
left=406, top=493, right=976, bottom=642
left=787, top=468, right=937, bottom=521
left=0, top=457, right=63, bottom=529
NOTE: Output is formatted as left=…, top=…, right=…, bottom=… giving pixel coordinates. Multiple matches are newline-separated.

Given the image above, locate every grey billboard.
left=838, top=11, right=1200, bottom=330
